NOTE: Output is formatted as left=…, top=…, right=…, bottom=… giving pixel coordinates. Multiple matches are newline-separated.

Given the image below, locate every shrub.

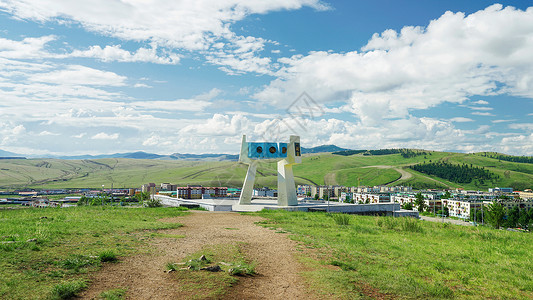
left=144, top=197, right=162, bottom=208
left=49, top=280, right=87, bottom=300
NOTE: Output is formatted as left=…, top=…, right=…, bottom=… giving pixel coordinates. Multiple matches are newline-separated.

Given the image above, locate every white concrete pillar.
left=277, top=160, right=298, bottom=206
left=239, top=161, right=257, bottom=205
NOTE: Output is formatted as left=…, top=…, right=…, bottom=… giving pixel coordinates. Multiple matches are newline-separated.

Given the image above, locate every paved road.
left=419, top=215, right=474, bottom=226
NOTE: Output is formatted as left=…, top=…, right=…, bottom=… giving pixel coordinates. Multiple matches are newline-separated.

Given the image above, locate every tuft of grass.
left=98, top=288, right=127, bottom=300
left=331, top=213, right=351, bottom=225
left=228, top=262, right=256, bottom=276
left=377, top=216, right=424, bottom=233
left=185, top=256, right=211, bottom=271
left=98, top=250, right=118, bottom=263
left=166, top=262, right=179, bottom=271
left=48, top=279, right=87, bottom=300
left=60, top=255, right=98, bottom=272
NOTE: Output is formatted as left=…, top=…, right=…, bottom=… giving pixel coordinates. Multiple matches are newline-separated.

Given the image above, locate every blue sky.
left=0, top=0, right=532, bottom=156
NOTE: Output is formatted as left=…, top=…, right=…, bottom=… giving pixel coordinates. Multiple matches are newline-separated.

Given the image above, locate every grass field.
left=0, top=206, right=188, bottom=299
left=0, top=150, right=532, bottom=190
left=256, top=210, right=533, bottom=299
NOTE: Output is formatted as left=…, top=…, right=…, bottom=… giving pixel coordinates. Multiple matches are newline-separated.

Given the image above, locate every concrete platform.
left=154, top=195, right=417, bottom=217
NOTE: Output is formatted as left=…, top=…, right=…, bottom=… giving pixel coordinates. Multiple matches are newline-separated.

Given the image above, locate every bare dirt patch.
left=80, top=211, right=317, bottom=299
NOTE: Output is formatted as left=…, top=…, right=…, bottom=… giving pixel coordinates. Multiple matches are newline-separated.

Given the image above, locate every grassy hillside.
left=0, top=150, right=532, bottom=190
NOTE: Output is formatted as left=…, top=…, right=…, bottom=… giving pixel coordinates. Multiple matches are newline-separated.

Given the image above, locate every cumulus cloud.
left=256, top=4, right=533, bottom=126
left=180, top=113, right=251, bottom=136
left=68, top=45, right=180, bottom=64
left=0, top=35, right=56, bottom=59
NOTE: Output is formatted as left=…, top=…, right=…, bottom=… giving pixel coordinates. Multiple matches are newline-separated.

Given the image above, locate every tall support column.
left=239, top=161, right=257, bottom=205
left=277, top=160, right=298, bottom=206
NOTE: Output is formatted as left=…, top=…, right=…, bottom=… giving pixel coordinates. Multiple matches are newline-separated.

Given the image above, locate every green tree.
left=518, top=209, right=531, bottom=230
left=77, top=195, right=88, bottom=206
left=487, top=202, right=506, bottom=229
left=506, top=206, right=520, bottom=228
left=314, top=193, right=319, bottom=200
left=414, top=192, right=426, bottom=212
left=402, top=202, right=413, bottom=210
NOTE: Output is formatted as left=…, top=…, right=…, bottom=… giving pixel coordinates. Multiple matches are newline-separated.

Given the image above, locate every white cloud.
left=131, top=99, right=212, bottom=112
left=133, top=83, right=152, bottom=88
left=91, top=132, right=119, bottom=140
left=472, top=100, right=489, bottom=105
left=29, top=65, right=126, bottom=86
left=271, top=49, right=281, bottom=54
left=256, top=5, right=533, bottom=127
left=468, top=106, right=493, bottom=111
left=492, top=119, right=514, bottom=123
left=72, top=133, right=86, bottom=138
left=0, top=35, right=57, bottom=59
left=509, top=123, right=533, bottom=131
left=68, top=45, right=180, bottom=64
left=180, top=113, right=251, bottom=136
left=472, top=112, right=495, bottom=116
left=0, top=0, right=329, bottom=73
left=450, top=117, right=474, bottom=123
left=37, top=130, right=59, bottom=136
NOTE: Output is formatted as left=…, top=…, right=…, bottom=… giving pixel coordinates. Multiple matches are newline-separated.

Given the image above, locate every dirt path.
left=80, top=211, right=315, bottom=299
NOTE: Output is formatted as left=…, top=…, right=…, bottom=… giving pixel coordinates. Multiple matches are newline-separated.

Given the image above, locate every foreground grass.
left=0, top=206, right=188, bottom=299
left=256, top=210, right=533, bottom=299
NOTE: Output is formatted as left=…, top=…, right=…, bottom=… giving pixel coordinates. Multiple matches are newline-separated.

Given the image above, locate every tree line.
left=333, top=148, right=428, bottom=158
left=478, top=202, right=533, bottom=230
left=410, top=161, right=498, bottom=184
left=479, top=152, right=533, bottom=164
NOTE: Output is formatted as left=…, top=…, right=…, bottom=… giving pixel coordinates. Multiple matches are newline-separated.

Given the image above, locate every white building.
left=253, top=187, right=277, bottom=197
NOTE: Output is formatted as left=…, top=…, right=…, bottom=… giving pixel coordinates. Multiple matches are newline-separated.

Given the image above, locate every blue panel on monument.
left=263, top=143, right=279, bottom=158
left=248, top=142, right=265, bottom=159
left=278, top=143, right=288, bottom=158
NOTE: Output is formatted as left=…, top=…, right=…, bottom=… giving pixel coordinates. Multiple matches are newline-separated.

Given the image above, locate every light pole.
left=102, top=185, right=105, bottom=206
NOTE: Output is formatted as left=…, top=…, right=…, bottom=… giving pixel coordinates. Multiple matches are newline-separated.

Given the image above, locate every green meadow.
left=0, top=150, right=532, bottom=190
left=0, top=206, right=188, bottom=299
left=256, top=210, right=533, bottom=299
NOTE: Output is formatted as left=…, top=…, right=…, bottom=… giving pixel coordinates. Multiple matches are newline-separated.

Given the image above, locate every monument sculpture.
left=238, top=135, right=302, bottom=206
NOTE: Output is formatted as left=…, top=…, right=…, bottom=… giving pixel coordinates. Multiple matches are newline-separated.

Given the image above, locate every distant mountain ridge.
left=0, top=145, right=350, bottom=161
left=301, top=145, right=349, bottom=154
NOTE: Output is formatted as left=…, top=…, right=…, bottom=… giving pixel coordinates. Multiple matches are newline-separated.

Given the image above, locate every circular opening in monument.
left=269, top=146, right=276, bottom=154
left=256, top=146, right=262, bottom=153
left=281, top=147, right=287, bottom=154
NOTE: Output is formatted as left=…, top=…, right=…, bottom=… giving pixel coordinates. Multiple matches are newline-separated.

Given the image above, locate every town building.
left=519, top=189, right=533, bottom=200
left=176, top=185, right=228, bottom=199
left=141, top=183, right=157, bottom=193
left=353, top=193, right=390, bottom=204
left=160, top=183, right=177, bottom=191
left=253, top=187, right=277, bottom=197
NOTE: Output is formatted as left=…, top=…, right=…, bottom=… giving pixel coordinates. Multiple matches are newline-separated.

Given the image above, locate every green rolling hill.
left=0, top=150, right=531, bottom=190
